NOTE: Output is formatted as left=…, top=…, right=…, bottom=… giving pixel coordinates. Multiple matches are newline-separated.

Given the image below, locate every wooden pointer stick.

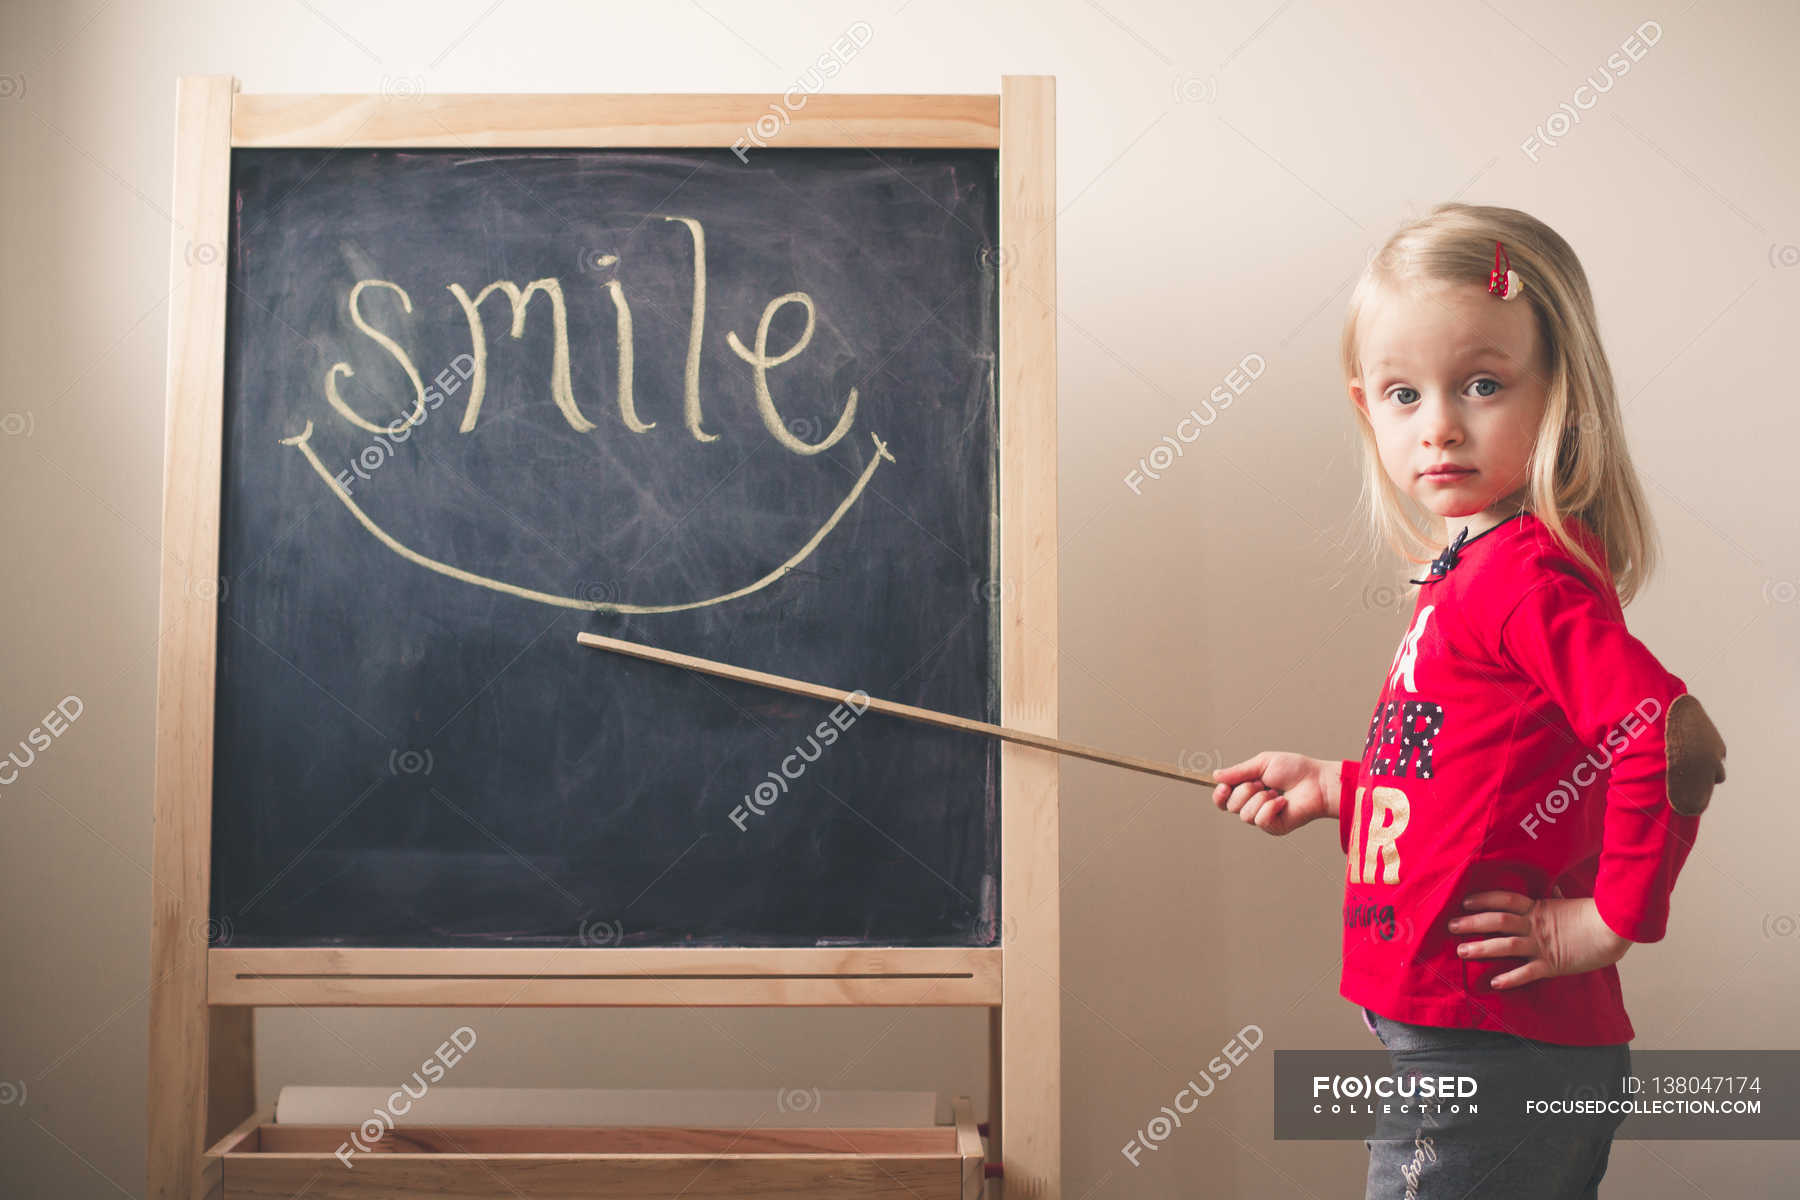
left=575, top=630, right=1221, bottom=789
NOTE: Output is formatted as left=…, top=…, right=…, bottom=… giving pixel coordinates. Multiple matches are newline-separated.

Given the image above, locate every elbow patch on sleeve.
left=1665, top=693, right=1727, bottom=816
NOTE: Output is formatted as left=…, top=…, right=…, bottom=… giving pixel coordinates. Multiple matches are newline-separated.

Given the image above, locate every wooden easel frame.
left=149, top=76, right=1059, bottom=1198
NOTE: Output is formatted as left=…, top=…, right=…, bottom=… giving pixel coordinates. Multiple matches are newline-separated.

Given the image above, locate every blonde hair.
left=1341, top=202, right=1657, bottom=606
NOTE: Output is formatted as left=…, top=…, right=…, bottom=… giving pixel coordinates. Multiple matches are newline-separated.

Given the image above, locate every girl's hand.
left=1449, top=888, right=1633, bottom=989
left=1211, top=751, right=1331, bottom=836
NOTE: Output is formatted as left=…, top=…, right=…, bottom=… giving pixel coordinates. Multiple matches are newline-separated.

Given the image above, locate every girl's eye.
left=1386, top=387, right=1419, bottom=406
left=1468, top=378, right=1501, bottom=398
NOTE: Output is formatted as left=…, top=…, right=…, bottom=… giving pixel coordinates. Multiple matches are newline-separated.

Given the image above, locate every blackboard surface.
left=211, top=147, right=1001, bottom=948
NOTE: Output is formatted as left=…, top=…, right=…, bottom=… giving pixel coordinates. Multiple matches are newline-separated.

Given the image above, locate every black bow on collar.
left=1409, top=524, right=1470, bottom=584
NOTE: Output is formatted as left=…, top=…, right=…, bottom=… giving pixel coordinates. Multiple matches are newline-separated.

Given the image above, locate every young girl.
left=1211, top=203, right=1729, bottom=1199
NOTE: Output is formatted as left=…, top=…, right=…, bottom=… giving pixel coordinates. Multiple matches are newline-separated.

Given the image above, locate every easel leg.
left=988, top=1005, right=1004, bottom=1167
left=206, top=1007, right=255, bottom=1146
left=996, top=70, right=1062, bottom=1197
left=149, top=69, right=239, bottom=1199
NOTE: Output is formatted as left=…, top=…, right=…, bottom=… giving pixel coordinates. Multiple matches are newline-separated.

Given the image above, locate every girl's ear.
left=1348, top=378, right=1369, bottom=418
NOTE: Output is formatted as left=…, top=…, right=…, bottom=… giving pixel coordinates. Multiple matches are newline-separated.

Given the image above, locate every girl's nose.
left=1419, top=391, right=1463, bottom=447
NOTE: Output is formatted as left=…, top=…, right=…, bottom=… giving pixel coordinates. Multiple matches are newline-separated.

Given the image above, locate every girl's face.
left=1349, top=279, right=1551, bottom=540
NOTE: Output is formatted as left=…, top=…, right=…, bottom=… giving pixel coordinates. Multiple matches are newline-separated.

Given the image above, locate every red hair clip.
left=1488, top=240, right=1524, bottom=301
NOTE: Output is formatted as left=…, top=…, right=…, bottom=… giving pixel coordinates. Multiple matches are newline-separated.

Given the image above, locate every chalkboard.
left=210, top=147, right=1002, bottom=948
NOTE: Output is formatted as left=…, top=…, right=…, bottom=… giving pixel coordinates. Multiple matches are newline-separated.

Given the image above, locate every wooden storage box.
left=203, top=1097, right=987, bottom=1198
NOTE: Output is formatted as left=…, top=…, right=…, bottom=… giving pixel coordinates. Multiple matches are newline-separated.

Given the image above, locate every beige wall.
left=2, top=0, right=1795, bottom=1194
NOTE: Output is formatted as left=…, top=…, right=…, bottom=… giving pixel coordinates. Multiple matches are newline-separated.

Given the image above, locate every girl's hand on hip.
left=1449, top=889, right=1633, bottom=988
left=1211, top=751, right=1328, bottom=836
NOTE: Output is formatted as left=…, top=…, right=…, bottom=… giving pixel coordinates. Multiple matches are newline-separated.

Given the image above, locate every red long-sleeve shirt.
left=1338, top=509, right=1703, bottom=1045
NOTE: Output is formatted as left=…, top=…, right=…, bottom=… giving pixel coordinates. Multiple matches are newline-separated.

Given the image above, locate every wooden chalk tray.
left=203, top=1096, right=987, bottom=1198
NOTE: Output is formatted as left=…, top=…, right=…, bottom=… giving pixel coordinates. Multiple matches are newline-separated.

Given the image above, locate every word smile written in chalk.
left=280, top=214, right=896, bottom=615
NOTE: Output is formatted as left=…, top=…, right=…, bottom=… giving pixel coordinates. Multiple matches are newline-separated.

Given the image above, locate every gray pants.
left=1360, top=1006, right=1630, bottom=1199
